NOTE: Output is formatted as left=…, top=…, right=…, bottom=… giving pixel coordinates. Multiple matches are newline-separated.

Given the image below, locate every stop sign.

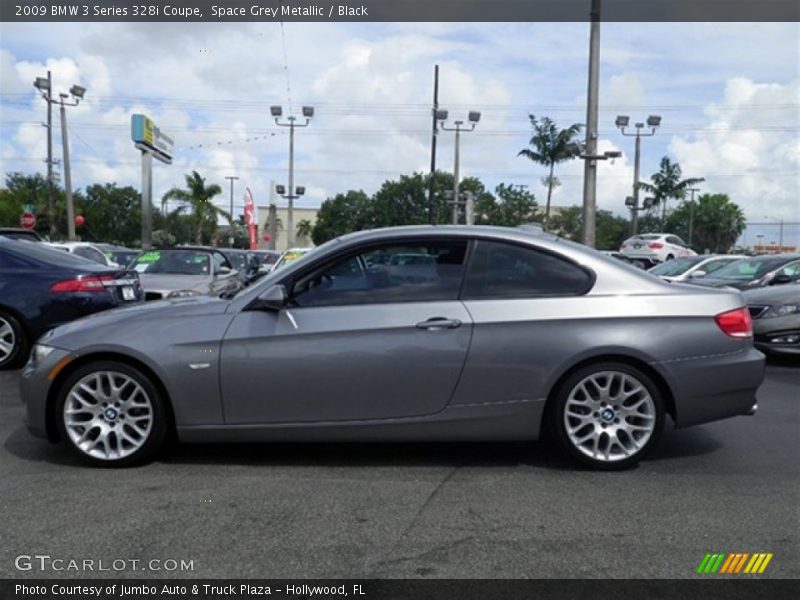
left=19, top=212, right=36, bottom=229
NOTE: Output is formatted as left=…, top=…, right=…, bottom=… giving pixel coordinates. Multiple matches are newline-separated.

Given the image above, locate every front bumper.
left=19, top=346, right=73, bottom=441
left=753, top=317, right=800, bottom=355
left=657, top=345, right=766, bottom=428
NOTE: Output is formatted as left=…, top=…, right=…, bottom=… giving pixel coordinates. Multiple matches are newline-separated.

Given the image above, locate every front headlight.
left=30, top=344, right=55, bottom=367
left=167, top=289, right=202, bottom=298
left=762, top=304, right=800, bottom=319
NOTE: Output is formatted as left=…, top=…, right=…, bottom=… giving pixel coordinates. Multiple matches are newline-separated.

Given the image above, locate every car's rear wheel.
left=56, top=361, right=168, bottom=467
left=550, top=363, right=665, bottom=470
left=0, top=311, right=28, bottom=370
left=666, top=254, right=675, bottom=261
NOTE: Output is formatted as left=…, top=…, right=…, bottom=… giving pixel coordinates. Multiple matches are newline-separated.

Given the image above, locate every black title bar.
left=2, top=0, right=799, bottom=23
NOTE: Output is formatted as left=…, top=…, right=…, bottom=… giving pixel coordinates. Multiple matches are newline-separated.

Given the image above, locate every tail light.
left=648, top=242, right=664, bottom=249
left=715, top=307, right=753, bottom=339
left=51, top=275, right=114, bottom=293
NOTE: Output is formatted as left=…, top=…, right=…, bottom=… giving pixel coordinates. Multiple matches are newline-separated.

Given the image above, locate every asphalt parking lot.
left=1, top=359, right=798, bottom=580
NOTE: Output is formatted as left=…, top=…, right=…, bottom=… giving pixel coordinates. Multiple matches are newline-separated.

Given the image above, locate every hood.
left=40, top=295, right=230, bottom=348
left=743, top=284, right=800, bottom=305
left=138, top=273, right=211, bottom=294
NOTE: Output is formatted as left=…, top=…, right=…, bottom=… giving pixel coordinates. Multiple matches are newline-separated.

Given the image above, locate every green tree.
left=518, top=115, right=583, bottom=227
left=637, top=157, right=705, bottom=224
left=474, top=183, right=537, bottom=226
left=312, top=190, right=372, bottom=245
left=665, top=193, right=745, bottom=253
left=0, top=172, right=68, bottom=238
left=74, top=183, right=144, bottom=246
left=547, top=206, right=631, bottom=250
left=161, top=171, right=229, bottom=245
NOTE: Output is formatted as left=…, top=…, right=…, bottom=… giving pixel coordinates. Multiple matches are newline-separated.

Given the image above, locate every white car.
left=647, top=254, right=746, bottom=282
left=46, top=242, right=121, bottom=268
left=619, top=233, right=696, bottom=264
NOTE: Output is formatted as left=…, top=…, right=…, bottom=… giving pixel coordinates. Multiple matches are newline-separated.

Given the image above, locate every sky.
left=0, top=21, right=798, bottom=245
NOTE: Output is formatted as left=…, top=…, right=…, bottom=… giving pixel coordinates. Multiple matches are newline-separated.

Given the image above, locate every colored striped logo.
left=697, top=552, right=773, bottom=574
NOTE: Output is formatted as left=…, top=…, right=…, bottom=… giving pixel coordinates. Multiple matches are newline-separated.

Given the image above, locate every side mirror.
left=689, top=270, right=707, bottom=278
left=217, top=265, right=232, bottom=276
left=253, top=284, right=287, bottom=311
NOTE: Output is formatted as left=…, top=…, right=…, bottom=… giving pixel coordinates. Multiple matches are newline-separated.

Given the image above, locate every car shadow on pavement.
left=4, top=422, right=722, bottom=471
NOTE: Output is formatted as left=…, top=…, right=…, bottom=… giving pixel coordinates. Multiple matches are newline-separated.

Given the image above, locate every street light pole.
left=581, top=0, right=602, bottom=247
left=272, top=105, right=313, bottom=248
left=439, top=110, right=480, bottom=224
left=616, top=115, right=661, bottom=235
left=33, top=72, right=57, bottom=238
left=225, top=176, right=239, bottom=247
left=687, top=187, right=700, bottom=247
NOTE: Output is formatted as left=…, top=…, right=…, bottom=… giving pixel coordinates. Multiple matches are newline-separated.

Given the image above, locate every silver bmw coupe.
left=20, top=226, right=765, bottom=469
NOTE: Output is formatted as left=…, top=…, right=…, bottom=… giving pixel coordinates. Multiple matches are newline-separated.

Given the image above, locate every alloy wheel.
left=0, top=316, right=16, bottom=364
left=63, top=371, right=154, bottom=461
left=563, top=370, right=656, bottom=463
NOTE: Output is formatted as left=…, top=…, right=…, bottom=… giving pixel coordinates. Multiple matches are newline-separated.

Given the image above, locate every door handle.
left=415, top=317, right=462, bottom=330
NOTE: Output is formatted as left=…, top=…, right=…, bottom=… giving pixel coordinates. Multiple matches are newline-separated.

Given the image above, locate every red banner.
left=243, top=187, right=258, bottom=250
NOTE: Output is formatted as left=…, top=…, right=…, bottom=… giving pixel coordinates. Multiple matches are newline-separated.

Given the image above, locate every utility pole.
left=687, top=187, right=700, bottom=247
left=58, top=95, right=76, bottom=240
left=581, top=0, right=601, bottom=248
left=225, top=175, right=239, bottom=247
left=428, top=65, right=439, bottom=224
left=272, top=105, right=313, bottom=248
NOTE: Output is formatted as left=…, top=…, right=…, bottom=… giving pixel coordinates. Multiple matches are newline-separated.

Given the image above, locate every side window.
left=291, top=240, right=468, bottom=307
left=463, top=240, right=592, bottom=299
left=666, top=236, right=684, bottom=246
left=74, top=247, right=106, bottom=264
left=778, top=261, right=800, bottom=280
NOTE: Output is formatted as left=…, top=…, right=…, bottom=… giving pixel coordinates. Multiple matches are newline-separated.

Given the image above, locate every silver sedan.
left=20, top=226, right=765, bottom=469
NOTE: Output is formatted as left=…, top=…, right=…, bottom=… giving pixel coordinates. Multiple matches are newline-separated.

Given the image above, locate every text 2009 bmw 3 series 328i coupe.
left=20, top=226, right=765, bottom=470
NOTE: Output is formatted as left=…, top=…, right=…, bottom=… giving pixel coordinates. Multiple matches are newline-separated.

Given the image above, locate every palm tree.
left=295, top=219, right=314, bottom=246
left=161, top=171, right=230, bottom=245
left=637, top=157, right=705, bottom=226
left=518, top=115, right=583, bottom=227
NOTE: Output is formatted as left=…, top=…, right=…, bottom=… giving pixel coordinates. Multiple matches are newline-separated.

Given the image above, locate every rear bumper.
left=656, top=345, right=765, bottom=428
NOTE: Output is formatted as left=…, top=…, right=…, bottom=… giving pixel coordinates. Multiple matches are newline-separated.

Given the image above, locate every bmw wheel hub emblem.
left=104, top=408, right=118, bottom=420
left=601, top=408, right=615, bottom=422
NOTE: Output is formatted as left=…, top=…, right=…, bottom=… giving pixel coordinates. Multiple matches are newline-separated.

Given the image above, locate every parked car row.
left=0, top=236, right=278, bottom=367
left=645, top=252, right=800, bottom=356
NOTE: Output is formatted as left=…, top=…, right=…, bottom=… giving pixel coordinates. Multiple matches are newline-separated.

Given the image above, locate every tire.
left=666, top=254, right=675, bottom=261
left=0, top=311, right=28, bottom=370
left=549, top=362, right=665, bottom=470
left=55, top=361, right=168, bottom=467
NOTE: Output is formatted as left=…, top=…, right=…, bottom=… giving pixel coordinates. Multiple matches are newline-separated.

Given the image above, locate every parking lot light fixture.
left=438, top=110, right=481, bottom=224
left=616, top=114, right=661, bottom=235
left=272, top=105, right=313, bottom=247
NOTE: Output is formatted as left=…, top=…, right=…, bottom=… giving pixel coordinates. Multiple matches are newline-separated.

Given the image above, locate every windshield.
left=709, top=257, right=786, bottom=281
left=649, top=256, right=704, bottom=276
left=131, top=250, right=211, bottom=276
left=274, top=249, right=311, bottom=270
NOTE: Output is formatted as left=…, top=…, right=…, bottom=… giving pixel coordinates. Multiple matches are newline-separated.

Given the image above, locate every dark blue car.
left=0, top=237, right=143, bottom=368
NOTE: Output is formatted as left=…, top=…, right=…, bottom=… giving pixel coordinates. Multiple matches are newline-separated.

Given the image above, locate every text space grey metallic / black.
left=20, top=226, right=765, bottom=470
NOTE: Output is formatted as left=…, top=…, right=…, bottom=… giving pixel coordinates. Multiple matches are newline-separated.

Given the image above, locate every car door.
left=450, top=239, right=594, bottom=408
left=219, top=238, right=473, bottom=424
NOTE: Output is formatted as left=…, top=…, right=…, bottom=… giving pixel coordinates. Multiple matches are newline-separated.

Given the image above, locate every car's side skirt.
left=176, top=397, right=546, bottom=443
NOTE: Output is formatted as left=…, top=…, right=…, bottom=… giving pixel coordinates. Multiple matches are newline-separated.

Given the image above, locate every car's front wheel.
left=550, top=363, right=665, bottom=470
left=0, top=311, right=28, bottom=370
left=56, top=361, right=168, bottom=467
